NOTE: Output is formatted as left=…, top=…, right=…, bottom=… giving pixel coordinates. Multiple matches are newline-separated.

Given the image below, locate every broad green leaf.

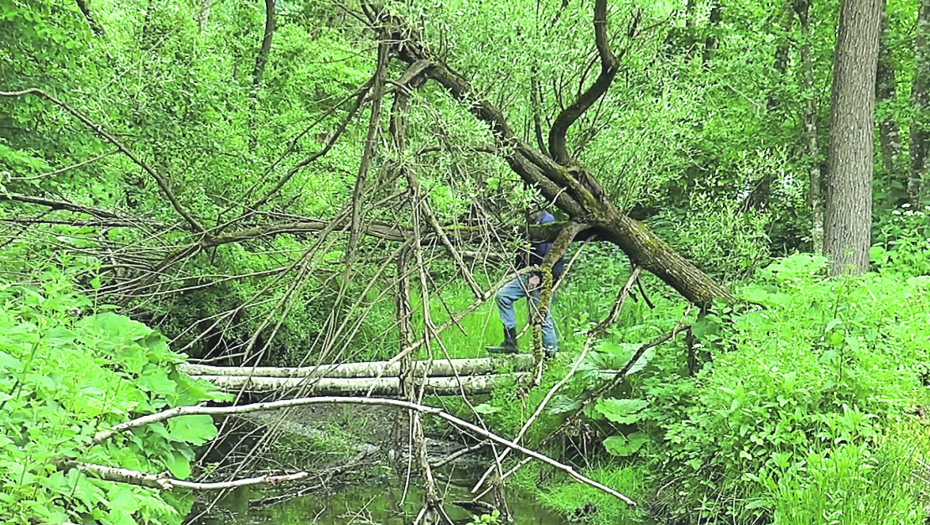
left=168, top=415, right=217, bottom=445
left=595, top=398, right=648, bottom=424
left=162, top=448, right=192, bottom=479
left=604, top=432, right=648, bottom=456
left=138, top=366, right=176, bottom=397
left=473, top=403, right=501, bottom=414
left=0, top=351, right=22, bottom=372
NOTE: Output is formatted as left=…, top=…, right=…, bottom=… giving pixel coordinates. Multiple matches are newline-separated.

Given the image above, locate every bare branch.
left=9, top=148, right=117, bottom=181
left=244, top=84, right=371, bottom=213
left=0, top=192, right=133, bottom=220
left=0, top=89, right=206, bottom=233
left=55, top=460, right=307, bottom=491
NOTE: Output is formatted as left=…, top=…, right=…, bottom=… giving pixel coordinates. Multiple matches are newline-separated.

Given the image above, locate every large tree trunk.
left=908, top=0, right=930, bottom=205
left=794, top=0, right=825, bottom=254
left=824, top=0, right=882, bottom=274
left=703, top=3, right=722, bottom=68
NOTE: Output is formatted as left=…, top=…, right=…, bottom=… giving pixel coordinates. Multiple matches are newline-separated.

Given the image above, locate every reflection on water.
left=189, top=477, right=570, bottom=525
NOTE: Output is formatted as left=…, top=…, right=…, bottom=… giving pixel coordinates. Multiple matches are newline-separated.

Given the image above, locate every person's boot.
left=487, top=326, right=518, bottom=354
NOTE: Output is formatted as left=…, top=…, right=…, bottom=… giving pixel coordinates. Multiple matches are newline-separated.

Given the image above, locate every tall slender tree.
left=908, top=0, right=930, bottom=204
left=824, top=0, right=883, bottom=274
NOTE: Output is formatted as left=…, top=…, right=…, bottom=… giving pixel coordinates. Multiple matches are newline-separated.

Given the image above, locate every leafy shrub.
left=0, top=267, right=229, bottom=524
left=635, top=254, right=930, bottom=522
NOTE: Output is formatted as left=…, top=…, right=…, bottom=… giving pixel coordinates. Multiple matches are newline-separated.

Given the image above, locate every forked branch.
left=547, top=0, right=641, bottom=164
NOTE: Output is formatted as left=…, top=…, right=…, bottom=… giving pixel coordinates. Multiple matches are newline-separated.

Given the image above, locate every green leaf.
left=604, top=432, right=648, bottom=456
left=168, top=415, right=217, bottom=445
left=162, top=448, right=192, bottom=479
left=0, top=351, right=22, bottom=372
left=138, top=366, right=176, bottom=397
left=595, top=398, right=648, bottom=424
left=547, top=394, right=582, bottom=415
left=473, top=403, right=501, bottom=414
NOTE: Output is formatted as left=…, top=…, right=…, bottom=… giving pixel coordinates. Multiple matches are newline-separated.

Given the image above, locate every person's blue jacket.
left=516, top=210, right=564, bottom=279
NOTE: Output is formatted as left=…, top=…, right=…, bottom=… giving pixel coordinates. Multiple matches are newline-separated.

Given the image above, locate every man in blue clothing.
left=488, top=209, right=564, bottom=358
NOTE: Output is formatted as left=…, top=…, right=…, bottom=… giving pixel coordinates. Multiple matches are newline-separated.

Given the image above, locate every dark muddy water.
left=189, top=478, right=571, bottom=525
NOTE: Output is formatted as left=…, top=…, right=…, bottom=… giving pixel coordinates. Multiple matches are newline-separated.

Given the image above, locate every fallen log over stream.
left=179, top=355, right=534, bottom=379
left=194, top=372, right=529, bottom=396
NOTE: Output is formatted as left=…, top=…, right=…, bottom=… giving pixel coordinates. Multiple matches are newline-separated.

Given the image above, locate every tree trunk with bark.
left=198, top=0, right=210, bottom=32
left=703, top=4, right=722, bottom=68
left=794, top=0, right=825, bottom=254
left=252, top=0, right=276, bottom=87
left=824, top=0, right=882, bottom=274
left=909, top=0, right=930, bottom=205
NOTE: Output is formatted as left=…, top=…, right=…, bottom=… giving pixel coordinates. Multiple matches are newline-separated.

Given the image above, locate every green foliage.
left=627, top=254, right=928, bottom=522
left=0, top=268, right=229, bottom=524
left=872, top=203, right=930, bottom=276
left=466, top=508, right=500, bottom=525
left=524, top=464, right=647, bottom=525
left=757, top=435, right=925, bottom=525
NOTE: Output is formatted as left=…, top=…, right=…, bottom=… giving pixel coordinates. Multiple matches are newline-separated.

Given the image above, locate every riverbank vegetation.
left=1, top=0, right=929, bottom=523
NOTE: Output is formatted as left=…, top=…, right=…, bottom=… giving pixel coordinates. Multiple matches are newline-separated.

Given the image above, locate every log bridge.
left=179, top=355, right=533, bottom=397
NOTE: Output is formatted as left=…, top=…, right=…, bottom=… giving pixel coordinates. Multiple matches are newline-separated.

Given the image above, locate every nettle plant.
left=0, top=267, right=230, bottom=525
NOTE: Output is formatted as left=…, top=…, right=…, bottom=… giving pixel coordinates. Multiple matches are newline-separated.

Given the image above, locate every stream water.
left=189, top=478, right=571, bottom=525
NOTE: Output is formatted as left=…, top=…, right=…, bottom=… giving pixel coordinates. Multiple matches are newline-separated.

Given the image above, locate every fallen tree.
left=194, top=372, right=529, bottom=396
left=179, top=355, right=533, bottom=379
left=374, top=3, right=734, bottom=307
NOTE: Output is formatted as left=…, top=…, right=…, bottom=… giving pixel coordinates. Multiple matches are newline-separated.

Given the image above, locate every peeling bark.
left=179, top=356, right=533, bottom=379
left=193, top=373, right=530, bottom=396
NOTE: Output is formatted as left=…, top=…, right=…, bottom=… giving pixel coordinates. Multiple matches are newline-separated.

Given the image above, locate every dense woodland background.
left=1, top=0, right=930, bottom=524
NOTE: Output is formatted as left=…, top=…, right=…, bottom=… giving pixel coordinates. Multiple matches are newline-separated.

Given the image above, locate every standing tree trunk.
left=703, top=3, right=722, bottom=68
left=197, top=0, right=210, bottom=33
left=908, top=0, right=930, bottom=205
left=252, top=0, right=276, bottom=87
left=824, top=0, right=882, bottom=274
left=794, top=0, right=825, bottom=254
left=876, top=10, right=902, bottom=180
